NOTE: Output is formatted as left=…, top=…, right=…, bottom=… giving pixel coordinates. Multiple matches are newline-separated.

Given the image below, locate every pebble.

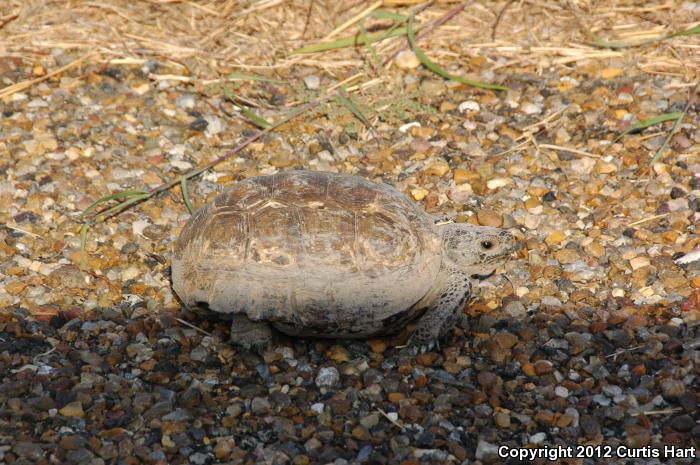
left=660, top=379, right=685, bottom=397
left=176, top=94, right=195, bottom=109
left=315, top=367, right=340, bottom=388
left=475, top=439, right=499, bottom=460
left=458, top=100, right=480, bottom=112
left=395, top=50, right=421, bottom=69
left=13, top=442, right=43, bottom=460
left=411, top=188, right=429, bottom=201
left=486, top=177, right=512, bottom=189
left=58, top=401, right=84, bottom=418
left=303, top=75, right=320, bottom=90
left=477, top=209, right=502, bottom=227
left=251, top=396, right=271, bottom=414
left=521, top=102, right=543, bottom=115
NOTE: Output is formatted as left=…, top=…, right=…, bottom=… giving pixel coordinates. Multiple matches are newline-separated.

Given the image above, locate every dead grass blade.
left=334, top=90, right=376, bottom=138
left=0, top=52, right=94, bottom=99
left=614, top=112, right=685, bottom=141
left=591, top=24, right=700, bottom=49
left=649, top=80, right=699, bottom=165
left=406, top=13, right=507, bottom=91
left=179, top=176, right=194, bottom=214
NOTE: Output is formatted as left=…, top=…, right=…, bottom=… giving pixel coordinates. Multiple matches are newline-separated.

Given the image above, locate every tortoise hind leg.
left=229, top=314, right=273, bottom=352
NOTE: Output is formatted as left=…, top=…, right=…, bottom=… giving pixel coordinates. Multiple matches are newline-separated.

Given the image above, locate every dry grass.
left=1, top=0, right=698, bottom=84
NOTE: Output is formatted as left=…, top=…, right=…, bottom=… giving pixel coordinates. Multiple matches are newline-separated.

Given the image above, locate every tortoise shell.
left=171, top=170, right=442, bottom=337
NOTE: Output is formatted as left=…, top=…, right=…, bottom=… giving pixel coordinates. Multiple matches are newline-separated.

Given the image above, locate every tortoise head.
left=437, top=222, right=518, bottom=280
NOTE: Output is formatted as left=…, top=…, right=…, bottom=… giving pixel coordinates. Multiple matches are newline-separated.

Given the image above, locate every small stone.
left=190, top=452, right=211, bottom=465
left=204, top=115, right=223, bottom=136
left=541, top=296, right=562, bottom=307
left=669, top=414, right=694, bottom=432
left=395, top=50, right=421, bottom=69
left=251, top=397, right=271, bottom=414
left=453, top=168, right=471, bottom=185
left=326, top=345, right=350, bottom=362
left=629, top=256, right=651, bottom=271
left=399, top=121, right=420, bottom=133
left=351, top=426, right=371, bottom=441
left=477, top=209, right=502, bottom=227
left=424, top=161, right=450, bottom=177
left=59, top=401, right=84, bottom=418
left=555, top=386, right=569, bottom=397
left=310, top=402, right=324, bottom=414
left=494, top=411, right=511, bottom=428
left=486, top=177, right=512, bottom=189
left=554, top=249, right=579, bottom=264
left=534, top=360, right=553, bottom=375
left=529, top=432, right=546, bottom=444
left=458, top=100, right=480, bottom=113
left=522, top=363, right=536, bottom=377
left=580, top=415, right=601, bottom=437
left=132, top=83, right=150, bottom=95
left=303, top=75, right=320, bottom=90
left=304, top=437, right=322, bottom=452
left=13, top=442, right=44, bottom=460
left=411, top=188, right=429, bottom=201
left=439, top=101, right=457, bottom=112
left=367, top=339, right=387, bottom=353
left=600, top=67, right=624, bottom=79
left=416, top=352, right=438, bottom=366
left=315, top=367, right=340, bottom=388
left=176, top=95, right=196, bottom=109
left=475, top=438, right=499, bottom=460
left=359, top=413, right=379, bottom=429
left=504, top=300, right=527, bottom=318
left=521, top=102, right=542, bottom=115
left=494, top=332, right=518, bottom=349
left=595, top=160, right=617, bottom=174
left=660, top=379, right=685, bottom=397
left=545, top=231, right=566, bottom=246
left=570, top=156, right=597, bottom=175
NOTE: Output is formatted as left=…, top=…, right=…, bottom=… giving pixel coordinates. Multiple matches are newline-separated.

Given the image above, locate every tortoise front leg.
left=229, top=314, right=273, bottom=353
left=406, top=269, right=472, bottom=353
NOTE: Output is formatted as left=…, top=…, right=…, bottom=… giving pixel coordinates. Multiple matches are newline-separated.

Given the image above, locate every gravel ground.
left=1, top=48, right=699, bottom=465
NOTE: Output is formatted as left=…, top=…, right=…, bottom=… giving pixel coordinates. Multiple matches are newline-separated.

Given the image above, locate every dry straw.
left=1, top=1, right=697, bottom=80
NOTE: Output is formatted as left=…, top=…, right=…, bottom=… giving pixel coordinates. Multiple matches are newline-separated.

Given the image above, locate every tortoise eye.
left=481, top=240, right=494, bottom=250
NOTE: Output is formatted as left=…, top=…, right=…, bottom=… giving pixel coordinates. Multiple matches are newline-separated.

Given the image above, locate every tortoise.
left=172, top=170, right=516, bottom=352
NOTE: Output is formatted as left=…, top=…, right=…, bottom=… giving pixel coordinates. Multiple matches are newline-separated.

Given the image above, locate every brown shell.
left=171, top=170, right=442, bottom=337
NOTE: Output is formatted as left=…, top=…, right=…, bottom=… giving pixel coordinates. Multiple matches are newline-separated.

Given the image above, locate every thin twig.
left=383, top=0, right=457, bottom=67
left=631, top=407, right=682, bottom=417
left=302, top=0, right=315, bottom=39
left=0, top=52, right=94, bottom=99
left=539, top=144, right=601, bottom=158
left=627, top=213, right=669, bottom=227
left=1, top=224, right=42, bottom=239
left=321, top=0, right=383, bottom=41
left=605, top=344, right=646, bottom=358
left=491, top=0, right=514, bottom=40
left=377, top=408, right=406, bottom=430
left=0, top=13, right=19, bottom=30
left=176, top=318, right=215, bottom=337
